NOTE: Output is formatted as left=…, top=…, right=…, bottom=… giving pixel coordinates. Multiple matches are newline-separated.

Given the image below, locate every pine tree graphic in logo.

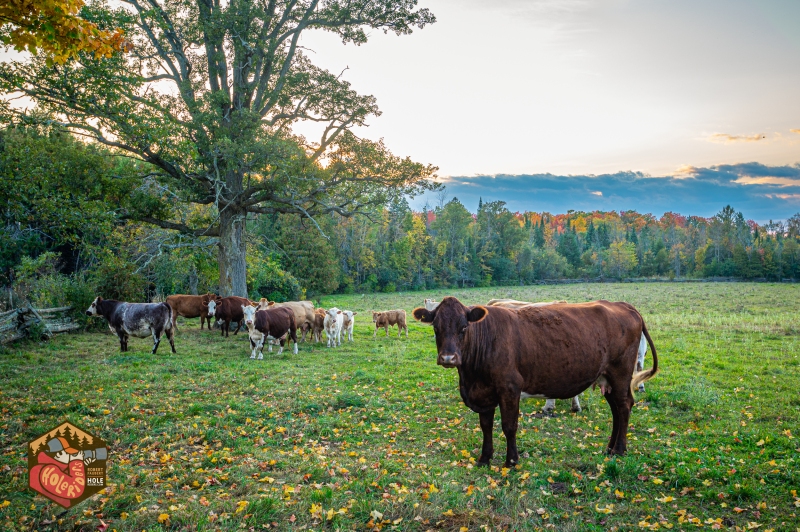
left=28, top=422, right=108, bottom=508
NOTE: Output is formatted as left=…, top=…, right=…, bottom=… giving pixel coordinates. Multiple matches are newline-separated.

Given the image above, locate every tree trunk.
left=218, top=208, right=248, bottom=297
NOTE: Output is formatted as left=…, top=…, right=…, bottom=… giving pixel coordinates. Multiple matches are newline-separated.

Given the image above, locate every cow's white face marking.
left=242, top=305, right=257, bottom=326
left=86, top=297, right=100, bottom=316
left=207, top=300, right=217, bottom=316
left=521, top=392, right=546, bottom=399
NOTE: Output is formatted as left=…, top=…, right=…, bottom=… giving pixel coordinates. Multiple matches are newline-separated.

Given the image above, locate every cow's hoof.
left=504, top=461, right=519, bottom=469
left=571, top=406, right=582, bottom=413
left=477, top=459, right=491, bottom=467
left=638, top=384, right=645, bottom=393
left=542, top=406, right=555, bottom=414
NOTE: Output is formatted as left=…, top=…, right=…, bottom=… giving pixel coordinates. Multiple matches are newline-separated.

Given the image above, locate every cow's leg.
left=385, top=325, right=389, bottom=337
left=571, top=395, right=582, bottom=413
left=498, top=393, right=521, bottom=468
left=477, top=409, right=495, bottom=466
left=542, top=399, right=556, bottom=414
left=373, top=326, right=377, bottom=338
left=637, top=334, right=647, bottom=392
left=117, top=330, right=127, bottom=352
left=257, top=338, right=265, bottom=360
left=292, top=327, right=298, bottom=354
left=152, top=329, right=162, bottom=354
left=603, top=389, right=621, bottom=455
left=404, top=325, right=408, bottom=338
left=233, top=320, right=241, bottom=335
left=609, top=384, right=634, bottom=455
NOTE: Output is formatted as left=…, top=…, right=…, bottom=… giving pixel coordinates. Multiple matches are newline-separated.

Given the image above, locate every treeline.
left=3, top=126, right=799, bottom=312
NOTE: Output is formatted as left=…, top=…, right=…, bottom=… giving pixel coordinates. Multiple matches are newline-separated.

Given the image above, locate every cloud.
left=413, top=163, right=800, bottom=222
left=708, top=133, right=766, bottom=143
left=791, top=129, right=800, bottom=135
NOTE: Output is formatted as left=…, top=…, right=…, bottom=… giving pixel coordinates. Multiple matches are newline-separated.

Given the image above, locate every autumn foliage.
left=0, top=0, right=125, bottom=63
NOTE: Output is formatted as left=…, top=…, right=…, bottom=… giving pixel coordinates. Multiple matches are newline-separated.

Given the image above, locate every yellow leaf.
left=756, top=439, right=765, bottom=446
left=0, top=501, right=9, bottom=508
left=614, top=489, right=625, bottom=499
left=103, top=409, right=110, bottom=415
left=393, top=518, right=403, bottom=525
left=594, top=504, right=614, bottom=514
left=702, top=480, right=713, bottom=487
left=657, top=496, right=674, bottom=503
left=652, top=478, right=664, bottom=485
left=327, top=508, right=335, bottom=520
left=443, top=509, right=455, bottom=517
left=429, top=484, right=439, bottom=493
left=235, top=501, right=248, bottom=513
left=120, top=512, right=128, bottom=520
left=370, top=510, right=384, bottom=520
left=135, top=495, right=142, bottom=503
left=157, top=513, right=169, bottom=523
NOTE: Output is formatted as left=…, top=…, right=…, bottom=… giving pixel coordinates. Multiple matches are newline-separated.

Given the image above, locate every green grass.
left=1, top=283, right=799, bottom=531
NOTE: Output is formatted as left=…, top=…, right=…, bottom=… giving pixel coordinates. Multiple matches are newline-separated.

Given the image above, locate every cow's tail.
left=630, top=320, right=658, bottom=395
left=162, top=302, right=174, bottom=331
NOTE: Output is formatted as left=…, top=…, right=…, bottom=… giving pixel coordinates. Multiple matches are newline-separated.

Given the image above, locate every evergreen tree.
left=533, top=219, right=545, bottom=248
left=585, top=220, right=595, bottom=250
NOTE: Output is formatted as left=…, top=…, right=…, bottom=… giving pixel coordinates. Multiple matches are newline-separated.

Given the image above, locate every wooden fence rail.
left=0, top=306, right=79, bottom=344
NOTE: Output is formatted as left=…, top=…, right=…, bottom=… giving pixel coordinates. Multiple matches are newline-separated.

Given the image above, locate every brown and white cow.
left=372, top=310, right=408, bottom=338
left=257, top=299, right=315, bottom=342
left=86, top=297, right=175, bottom=354
left=242, top=305, right=297, bottom=358
left=207, top=296, right=252, bottom=337
left=165, top=293, right=216, bottom=330
left=412, top=296, right=658, bottom=466
left=341, top=310, right=357, bottom=342
left=312, top=308, right=326, bottom=343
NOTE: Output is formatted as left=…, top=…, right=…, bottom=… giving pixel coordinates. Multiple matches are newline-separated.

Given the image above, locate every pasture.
left=1, top=283, right=799, bottom=531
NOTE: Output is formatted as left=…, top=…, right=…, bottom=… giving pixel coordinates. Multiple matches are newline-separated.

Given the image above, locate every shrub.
left=248, top=254, right=301, bottom=302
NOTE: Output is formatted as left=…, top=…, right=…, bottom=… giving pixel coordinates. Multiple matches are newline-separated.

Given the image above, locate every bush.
left=248, top=254, right=301, bottom=302
left=13, top=252, right=70, bottom=307
left=89, top=254, right=147, bottom=302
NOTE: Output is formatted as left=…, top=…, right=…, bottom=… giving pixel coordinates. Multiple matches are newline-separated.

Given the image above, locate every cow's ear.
left=467, top=306, right=488, bottom=324
left=268, top=301, right=275, bottom=307
left=412, top=307, right=434, bottom=324
left=96, top=296, right=103, bottom=302
left=337, top=310, right=342, bottom=314
left=352, top=312, right=357, bottom=315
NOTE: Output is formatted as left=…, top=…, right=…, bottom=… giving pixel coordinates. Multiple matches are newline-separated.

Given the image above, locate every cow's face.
left=372, top=312, right=379, bottom=323
left=412, top=296, right=487, bottom=368
left=257, top=298, right=271, bottom=310
left=342, top=310, right=355, bottom=324
left=207, top=300, right=217, bottom=317
left=242, top=305, right=257, bottom=327
left=86, top=297, right=102, bottom=316
left=326, top=308, right=341, bottom=321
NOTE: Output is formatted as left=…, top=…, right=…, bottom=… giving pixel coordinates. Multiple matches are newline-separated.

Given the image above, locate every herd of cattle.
left=85, top=294, right=408, bottom=358
left=85, top=293, right=658, bottom=463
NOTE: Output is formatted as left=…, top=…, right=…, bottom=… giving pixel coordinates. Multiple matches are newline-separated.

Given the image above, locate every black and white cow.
left=86, top=296, right=176, bottom=354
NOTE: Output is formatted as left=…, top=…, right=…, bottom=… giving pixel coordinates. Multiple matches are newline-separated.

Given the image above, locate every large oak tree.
left=0, top=0, right=438, bottom=296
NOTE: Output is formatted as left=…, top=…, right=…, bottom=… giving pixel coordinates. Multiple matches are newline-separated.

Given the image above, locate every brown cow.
left=258, top=299, right=315, bottom=342
left=207, top=296, right=252, bottom=337
left=312, top=308, right=326, bottom=343
left=242, top=305, right=297, bottom=358
left=372, top=310, right=408, bottom=338
left=412, top=296, right=658, bottom=467
left=165, top=293, right=216, bottom=330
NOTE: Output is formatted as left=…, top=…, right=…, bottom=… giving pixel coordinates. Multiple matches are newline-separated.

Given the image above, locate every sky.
left=296, top=0, right=800, bottom=221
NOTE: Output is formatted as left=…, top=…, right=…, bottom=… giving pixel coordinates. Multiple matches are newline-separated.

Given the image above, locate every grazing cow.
left=258, top=299, right=315, bottom=342
left=242, top=305, right=297, bottom=358
left=487, top=298, right=580, bottom=413
left=423, top=298, right=439, bottom=311
left=412, top=296, right=658, bottom=466
left=372, top=310, right=408, bottom=338
left=165, top=293, right=216, bottom=330
left=207, top=296, right=252, bottom=337
left=312, top=308, right=326, bottom=343
left=341, top=310, right=357, bottom=342
left=86, top=296, right=175, bottom=354
left=324, top=307, right=344, bottom=347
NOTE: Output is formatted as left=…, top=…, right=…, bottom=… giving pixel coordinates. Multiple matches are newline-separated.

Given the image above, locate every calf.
left=207, top=296, right=252, bottom=337
left=423, top=298, right=439, bottom=311
left=242, top=305, right=297, bottom=358
left=412, top=297, right=658, bottom=466
left=341, top=310, right=357, bottom=342
left=86, top=296, right=175, bottom=354
left=165, top=293, right=216, bottom=330
left=258, top=299, right=315, bottom=342
left=324, top=307, right=343, bottom=347
left=372, top=310, right=408, bottom=338
left=312, top=308, right=326, bottom=343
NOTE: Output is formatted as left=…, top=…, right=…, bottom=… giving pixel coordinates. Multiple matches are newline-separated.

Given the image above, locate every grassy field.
left=1, top=283, right=799, bottom=531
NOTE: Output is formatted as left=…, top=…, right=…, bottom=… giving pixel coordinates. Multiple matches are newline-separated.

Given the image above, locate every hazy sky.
left=297, top=0, right=800, bottom=219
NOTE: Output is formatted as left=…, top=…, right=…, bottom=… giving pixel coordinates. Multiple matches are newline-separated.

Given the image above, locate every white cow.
left=341, top=310, right=357, bottom=342
left=324, top=307, right=343, bottom=347
left=423, top=298, right=439, bottom=311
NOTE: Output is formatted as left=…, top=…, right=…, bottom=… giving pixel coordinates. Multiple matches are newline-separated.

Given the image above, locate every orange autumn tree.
left=0, top=0, right=125, bottom=63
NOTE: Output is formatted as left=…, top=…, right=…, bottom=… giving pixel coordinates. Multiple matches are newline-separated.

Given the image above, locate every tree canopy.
left=0, top=0, right=438, bottom=296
